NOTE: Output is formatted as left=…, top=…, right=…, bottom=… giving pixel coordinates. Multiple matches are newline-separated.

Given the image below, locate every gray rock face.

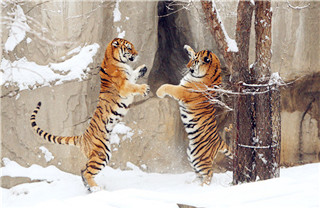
left=1, top=1, right=319, bottom=188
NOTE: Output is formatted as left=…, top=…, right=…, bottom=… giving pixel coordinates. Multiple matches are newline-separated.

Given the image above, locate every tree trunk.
left=233, top=0, right=280, bottom=183
left=201, top=0, right=281, bottom=184
left=253, top=0, right=272, bottom=82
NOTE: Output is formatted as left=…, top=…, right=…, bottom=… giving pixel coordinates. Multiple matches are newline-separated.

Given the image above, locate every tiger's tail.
left=30, top=102, right=80, bottom=146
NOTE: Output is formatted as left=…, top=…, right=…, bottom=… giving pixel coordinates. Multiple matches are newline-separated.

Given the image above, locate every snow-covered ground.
left=1, top=158, right=319, bottom=208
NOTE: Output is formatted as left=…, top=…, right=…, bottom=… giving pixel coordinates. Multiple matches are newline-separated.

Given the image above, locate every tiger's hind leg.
left=81, top=152, right=107, bottom=192
left=201, top=170, right=213, bottom=186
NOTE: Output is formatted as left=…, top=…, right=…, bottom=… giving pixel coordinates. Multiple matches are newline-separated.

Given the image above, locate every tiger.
left=30, top=38, right=150, bottom=192
left=156, top=45, right=232, bottom=185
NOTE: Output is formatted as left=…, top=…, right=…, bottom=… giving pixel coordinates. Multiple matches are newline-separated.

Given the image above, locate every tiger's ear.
left=184, top=45, right=195, bottom=59
left=112, top=41, right=119, bottom=48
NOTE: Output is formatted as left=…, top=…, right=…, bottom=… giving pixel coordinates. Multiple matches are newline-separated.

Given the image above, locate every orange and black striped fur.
left=156, top=45, right=232, bottom=185
left=30, top=38, right=149, bottom=192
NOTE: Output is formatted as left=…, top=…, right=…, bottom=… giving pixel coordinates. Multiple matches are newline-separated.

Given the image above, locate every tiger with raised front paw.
left=30, top=38, right=149, bottom=192
left=156, top=45, right=232, bottom=185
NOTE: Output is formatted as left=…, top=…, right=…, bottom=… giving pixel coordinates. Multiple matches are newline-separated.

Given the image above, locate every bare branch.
left=157, top=1, right=191, bottom=18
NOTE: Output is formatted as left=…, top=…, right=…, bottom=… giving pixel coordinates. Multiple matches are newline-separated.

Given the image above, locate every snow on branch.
left=201, top=0, right=237, bottom=70
left=210, top=0, right=238, bottom=53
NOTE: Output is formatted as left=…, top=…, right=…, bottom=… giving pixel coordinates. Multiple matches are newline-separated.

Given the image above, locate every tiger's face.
left=111, top=38, right=138, bottom=63
left=184, top=45, right=220, bottom=79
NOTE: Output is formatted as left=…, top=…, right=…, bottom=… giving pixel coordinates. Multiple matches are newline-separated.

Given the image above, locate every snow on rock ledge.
left=1, top=43, right=100, bottom=91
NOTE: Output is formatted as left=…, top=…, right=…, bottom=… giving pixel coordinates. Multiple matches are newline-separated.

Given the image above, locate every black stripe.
left=92, top=118, right=104, bottom=134
left=184, top=123, right=196, bottom=129
left=57, top=137, right=62, bottom=144
left=100, top=97, right=110, bottom=104
left=212, top=74, right=220, bottom=84
left=94, top=136, right=110, bottom=153
left=31, top=122, right=37, bottom=127
left=116, top=102, right=123, bottom=108
left=100, top=67, right=110, bottom=76
left=111, top=108, right=123, bottom=117
left=90, top=160, right=106, bottom=167
left=190, top=141, right=207, bottom=155
left=48, top=134, right=52, bottom=142
left=100, top=90, right=114, bottom=94
left=121, top=102, right=128, bottom=109
left=101, top=77, right=111, bottom=83
left=88, top=165, right=102, bottom=171
left=86, top=170, right=98, bottom=176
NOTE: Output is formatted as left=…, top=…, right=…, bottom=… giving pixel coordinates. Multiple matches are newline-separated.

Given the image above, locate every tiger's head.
left=107, top=38, right=138, bottom=63
left=184, top=45, right=221, bottom=80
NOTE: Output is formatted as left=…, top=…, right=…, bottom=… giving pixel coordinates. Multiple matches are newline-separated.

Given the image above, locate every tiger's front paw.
left=141, top=84, right=150, bottom=97
left=156, top=85, right=167, bottom=98
left=138, top=65, right=148, bottom=79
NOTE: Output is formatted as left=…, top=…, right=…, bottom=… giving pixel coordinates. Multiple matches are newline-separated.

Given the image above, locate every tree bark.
left=253, top=0, right=272, bottom=82
left=233, top=0, right=254, bottom=84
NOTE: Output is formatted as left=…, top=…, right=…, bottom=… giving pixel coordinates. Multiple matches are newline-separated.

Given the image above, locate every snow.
left=38, top=146, right=54, bottom=162
left=26, top=37, right=32, bottom=44
left=1, top=43, right=100, bottom=91
left=268, top=72, right=285, bottom=86
left=113, top=0, right=126, bottom=38
left=4, top=5, right=30, bottom=52
left=113, top=0, right=122, bottom=22
left=211, top=1, right=238, bottom=52
left=110, top=122, right=134, bottom=145
left=1, top=157, right=319, bottom=208
left=126, top=162, right=142, bottom=172
left=116, top=26, right=126, bottom=38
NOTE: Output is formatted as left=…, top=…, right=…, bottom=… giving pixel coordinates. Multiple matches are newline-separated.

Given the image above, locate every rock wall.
left=1, top=1, right=319, bottom=188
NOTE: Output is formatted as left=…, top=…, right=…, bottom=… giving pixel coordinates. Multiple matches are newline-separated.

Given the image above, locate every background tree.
left=201, top=0, right=281, bottom=183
